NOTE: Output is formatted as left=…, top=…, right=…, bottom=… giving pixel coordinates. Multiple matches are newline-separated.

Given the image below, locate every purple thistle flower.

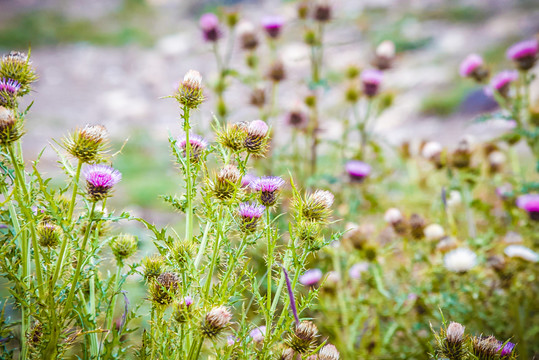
left=486, top=70, right=518, bottom=97
left=507, top=39, right=538, bottom=71
left=516, top=193, right=539, bottom=221
left=349, top=262, right=369, bottom=280
left=241, top=173, right=256, bottom=188
left=299, top=268, right=323, bottom=287
left=182, top=296, right=193, bottom=307
left=459, top=54, right=487, bottom=81
left=285, top=107, right=309, bottom=130
left=250, top=176, right=285, bottom=206
left=244, top=119, right=269, bottom=155
left=262, top=16, right=284, bottom=39
left=178, top=134, right=208, bottom=161
left=0, top=78, right=21, bottom=107
left=200, top=13, right=222, bottom=42
left=250, top=326, right=266, bottom=343
left=248, top=119, right=269, bottom=138
left=345, top=160, right=371, bottom=182
left=238, top=202, right=265, bottom=232
left=361, top=69, right=383, bottom=97
left=497, top=341, right=515, bottom=357
left=84, top=164, right=121, bottom=201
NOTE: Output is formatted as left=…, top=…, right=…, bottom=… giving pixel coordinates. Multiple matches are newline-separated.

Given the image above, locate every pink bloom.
left=361, top=69, right=383, bottom=97
left=345, top=160, right=371, bottom=182
left=200, top=13, right=222, bottom=42
left=507, top=39, right=538, bottom=60
left=250, top=326, right=266, bottom=343
left=516, top=194, right=539, bottom=220
left=250, top=176, right=285, bottom=206
left=349, top=262, right=369, bottom=280
left=262, top=16, right=284, bottom=38
left=459, top=54, right=483, bottom=77
left=485, top=70, right=518, bottom=97
left=299, top=268, right=323, bottom=286
left=84, top=164, right=121, bottom=201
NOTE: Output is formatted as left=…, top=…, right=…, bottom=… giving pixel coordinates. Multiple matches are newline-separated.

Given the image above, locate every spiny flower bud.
left=84, top=164, right=121, bottom=202
left=142, top=255, right=164, bottom=281
left=506, top=38, right=538, bottom=71
left=237, top=21, right=259, bottom=51
left=63, top=124, right=108, bottom=163
left=451, top=136, right=473, bottom=168
left=244, top=120, right=269, bottom=155
left=471, top=335, right=501, bottom=360
left=110, top=234, right=138, bottom=263
left=319, top=344, right=340, bottom=360
left=173, top=296, right=194, bottom=323
left=238, top=202, right=265, bottom=232
left=298, top=189, right=334, bottom=222
left=267, top=60, right=286, bottom=82
left=296, top=221, right=322, bottom=249
left=0, top=51, right=37, bottom=96
left=384, top=208, right=407, bottom=235
left=409, top=213, right=425, bottom=239
left=201, top=306, right=232, bottom=338
left=281, top=347, right=297, bottom=360
left=0, top=78, right=21, bottom=109
left=37, top=222, right=61, bottom=248
left=149, top=272, right=179, bottom=306
left=285, top=321, right=319, bottom=353
left=262, top=16, right=284, bottom=39
left=216, top=122, right=248, bottom=152
left=174, top=70, right=204, bottom=109
left=178, top=134, right=208, bottom=163
left=446, top=322, right=465, bottom=344
left=211, top=165, right=241, bottom=200
left=172, top=238, right=195, bottom=268
left=251, top=176, right=285, bottom=206
left=0, top=106, right=23, bottom=145
left=200, top=13, right=222, bottom=42
left=314, top=1, right=331, bottom=22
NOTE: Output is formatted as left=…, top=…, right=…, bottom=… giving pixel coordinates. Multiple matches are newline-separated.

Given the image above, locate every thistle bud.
left=173, top=296, right=194, bottom=323
left=250, top=88, right=266, bottom=108
left=296, top=221, right=322, bottom=249
left=172, top=238, right=195, bottom=268
left=409, top=213, right=425, bottom=239
left=285, top=321, right=319, bottom=354
left=216, top=122, right=248, bottom=152
left=361, top=69, right=383, bottom=97
left=507, top=39, right=538, bottom=71
left=435, top=322, right=467, bottom=360
left=83, top=164, right=121, bottom=202
left=149, top=272, right=179, bottom=306
left=285, top=106, right=309, bottom=130
left=281, top=348, right=297, bottom=360
left=488, top=150, right=505, bottom=173
left=212, top=165, right=241, bottom=200
left=37, top=222, right=61, bottom=248
left=201, top=306, right=232, bottom=338
left=142, top=255, right=164, bottom=281
left=319, top=344, right=340, bottom=360
left=0, top=106, right=23, bottom=145
left=110, top=234, right=138, bottom=263
left=314, top=1, right=331, bottom=22
left=63, top=124, right=108, bottom=163
left=200, top=13, right=222, bottom=42
left=373, top=40, right=396, bottom=70
left=237, top=21, right=259, bottom=51
left=238, top=202, right=265, bottom=232
left=178, top=134, right=208, bottom=163
left=471, top=335, right=501, bottom=360
left=297, top=189, right=334, bottom=222
left=175, top=70, right=204, bottom=109
left=0, top=51, right=37, bottom=96
left=459, top=54, right=489, bottom=82
left=424, top=224, right=445, bottom=241
left=267, top=60, right=286, bottom=82
left=0, top=78, right=21, bottom=109
left=251, top=176, right=285, bottom=206
left=244, top=119, right=269, bottom=155
left=262, top=16, right=284, bottom=39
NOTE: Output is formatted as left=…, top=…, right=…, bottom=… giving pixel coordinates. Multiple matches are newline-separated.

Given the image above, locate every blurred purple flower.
left=262, top=16, right=284, bottom=38
left=361, top=69, right=383, bottom=97
left=200, top=13, right=222, bottom=42
left=299, top=268, right=323, bottom=287
left=459, top=54, right=483, bottom=77
left=516, top=193, right=539, bottom=220
left=345, top=160, right=371, bottom=182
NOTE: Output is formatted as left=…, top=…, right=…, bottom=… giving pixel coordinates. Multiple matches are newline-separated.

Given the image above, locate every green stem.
left=67, top=160, right=83, bottom=221
left=203, top=207, right=223, bottom=297
left=105, top=264, right=122, bottom=343
left=183, top=106, right=194, bottom=245
left=194, top=222, right=212, bottom=270
left=265, top=207, right=273, bottom=330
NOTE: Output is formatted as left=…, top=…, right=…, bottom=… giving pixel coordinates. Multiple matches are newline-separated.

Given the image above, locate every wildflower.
left=318, top=344, right=340, bottom=360
left=516, top=193, right=539, bottom=220
left=373, top=40, right=396, bottom=70
left=0, top=106, right=23, bottom=145
left=212, top=165, right=241, bottom=200
left=506, top=38, right=538, bottom=71
left=0, top=78, right=21, bottom=108
left=250, top=87, right=266, bottom=108
left=237, top=21, right=259, bottom=50
left=285, top=106, right=309, bottom=130
left=409, top=213, right=425, bottom=239
left=471, top=335, right=501, bottom=359
left=349, top=262, right=369, bottom=280
left=459, top=54, right=489, bottom=82
left=142, top=255, right=164, bottom=281
left=110, top=234, right=138, bottom=263
left=343, top=223, right=373, bottom=250
left=299, top=268, right=323, bottom=287
left=436, top=322, right=467, bottom=360
left=173, top=296, right=194, bottom=323
left=0, top=51, right=37, bottom=96
left=286, top=321, right=319, bottom=354
left=201, top=306, right=232, bottom=338
left=174, top=70, right=204, bottom=109
left=238, top=202, right=265, bottom=232
left=267, top=60, right=286, bottom=82
left=504, top=245, right=539, bottom=263
left=216, top=122, right=248, bottom=151
left=384, top=208, right=407, bottom=235
left=360, top=69, right=383, bottom=97
left=488, top=150, right=505, bottom=173
left=313, top=1, right=331, bottom=22
left=63, top=124, right=108, bottom=163
left=84, top=164, right=121, bottom=202
left=487, top=70, right=518, bottom=98
left=149, top=272, right=179, bottom=306
left=497, top=341, right=516, bottom=358
left=177, top=134, right=208, bottom=162
left=251, top=176, right=285, bottom=206
left=436, top=236, right=458, bottom=253
left=262, top=16, right=284, bottom=38
left=298, top=189, right=334, bottom=222
left=244, top=119, right=269, bottom=155
left=250, top=325, right=266, bottom=343
left=345, top=160, right=371, bottom=182
left=241, top=173, right=256, bottom=188
left=443, top=248, right=477, bottom=273
left=200, top=13, right=222, bottom=42
left=424, top=224, right=445, bottom=241
left=37, top=222, right=61, bottom=248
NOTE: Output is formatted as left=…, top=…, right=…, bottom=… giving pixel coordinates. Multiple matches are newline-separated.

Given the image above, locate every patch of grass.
left=420, top=83, right=474, bottom=116
left=418, top=5, right=489, bottom=23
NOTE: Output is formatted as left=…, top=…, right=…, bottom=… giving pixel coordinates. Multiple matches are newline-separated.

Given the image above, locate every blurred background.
left=0, top=0, right=538, bottom=224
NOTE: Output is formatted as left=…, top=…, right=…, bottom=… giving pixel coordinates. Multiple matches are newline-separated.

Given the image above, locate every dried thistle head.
left=244, top=120, right=269, bottom=156
left=149, top=272, right=180, bottom=306
left=296, top=189, right=334, bottom=223
left=201, top=306, right=232, bottom=338
left=63, top=124, right=108, bottom=163
left=471, top=335, right=500, bottom=360
left=0, top=106, right=23, bottom=145
left=409, top=213, right=425, bottom=239
left=110, top=234, right=138, bottom=263
left=37, top=222, right=61, bottom=248
left=142, top=255, right=165, bottom=281
left=318, top=344, right=340, bottom=359
left=267, top=60, right=286, bottom=82
left=285, top=321, right=319, bottom=354
left=174, top=70, right=204, bottom=109
left=0, top=51, right=37, bottom=96
left=211, top=164, right=241, bottom=200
